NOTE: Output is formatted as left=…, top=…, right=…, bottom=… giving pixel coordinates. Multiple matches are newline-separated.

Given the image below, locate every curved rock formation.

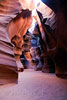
left=0, top=0, right=22, bottom=84
left=41, top=0, right=67, bottom=78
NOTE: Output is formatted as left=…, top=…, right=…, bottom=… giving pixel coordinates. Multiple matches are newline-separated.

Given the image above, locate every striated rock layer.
left=0, top=0, right=23, bottom=84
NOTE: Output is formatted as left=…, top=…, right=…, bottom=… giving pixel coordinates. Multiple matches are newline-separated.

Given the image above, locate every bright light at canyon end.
left=34, top=0, right=41, bottom=7
left=32, top=0, right=41, bottom=16
left=19, top=0, right=41, bottom=10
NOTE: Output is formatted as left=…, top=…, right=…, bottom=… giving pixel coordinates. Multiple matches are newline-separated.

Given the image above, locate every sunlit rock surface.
left=19, top=0, right=35, bottom=10
left=0, top=0, right=23, bottom=84
left=0, top=0, right=37, bottom=84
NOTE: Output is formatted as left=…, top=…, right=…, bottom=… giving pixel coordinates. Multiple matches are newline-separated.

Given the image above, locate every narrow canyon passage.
left=0, top=69, right=67, bottom=100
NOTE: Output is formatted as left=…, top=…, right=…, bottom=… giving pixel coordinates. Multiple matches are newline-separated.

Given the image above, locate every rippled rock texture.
left=0, top=0, right=23, bottom=84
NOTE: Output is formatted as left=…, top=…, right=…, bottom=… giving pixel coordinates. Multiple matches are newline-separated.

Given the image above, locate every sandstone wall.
left=0, top=0, right=22, bottom=84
